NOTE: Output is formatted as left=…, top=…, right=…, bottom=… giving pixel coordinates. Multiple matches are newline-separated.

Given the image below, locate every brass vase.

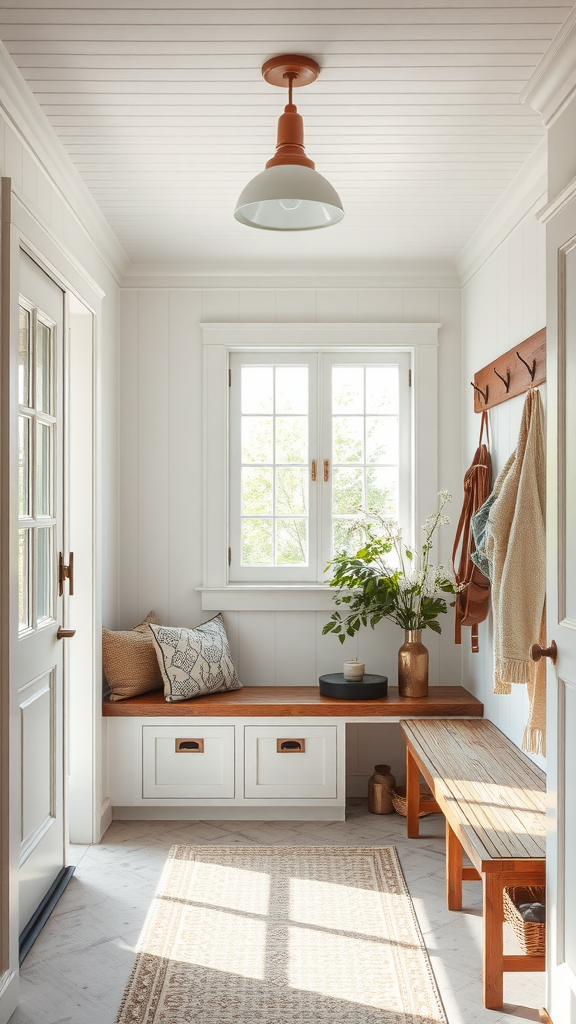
left=398, top=629, right=429, bottom=698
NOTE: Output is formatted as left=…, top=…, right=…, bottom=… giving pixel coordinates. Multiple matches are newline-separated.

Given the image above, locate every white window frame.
left=199, top=322, right=439, bottom=612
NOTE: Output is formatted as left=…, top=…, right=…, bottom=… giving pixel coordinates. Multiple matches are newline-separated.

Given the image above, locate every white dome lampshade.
left=234, top=55, right=344, bottom=232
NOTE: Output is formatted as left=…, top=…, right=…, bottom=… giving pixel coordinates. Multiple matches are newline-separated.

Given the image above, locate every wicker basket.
left=390, top=783, right=435, bottom=817
left=503, top=885, right=545, bottom=956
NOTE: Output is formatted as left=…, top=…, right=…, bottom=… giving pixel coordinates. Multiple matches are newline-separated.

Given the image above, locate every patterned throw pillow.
left=103, top=611, right=163, bottom=701
left=149, top=614, right=242, bottom=702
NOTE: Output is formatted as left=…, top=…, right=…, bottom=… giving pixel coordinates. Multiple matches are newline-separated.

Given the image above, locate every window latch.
left=311, top=459, right=317, bottom=482
left=323, top=459, right=330, bottom=482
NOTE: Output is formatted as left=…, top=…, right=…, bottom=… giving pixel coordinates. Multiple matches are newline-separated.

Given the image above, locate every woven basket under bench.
left=503, top=885, right=545, bottom=956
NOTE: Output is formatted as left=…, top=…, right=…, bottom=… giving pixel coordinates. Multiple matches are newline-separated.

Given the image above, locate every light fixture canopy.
left=234, top=55, right=344, bottom=231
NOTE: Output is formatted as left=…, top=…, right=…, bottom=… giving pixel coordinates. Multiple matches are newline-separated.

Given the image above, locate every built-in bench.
left=102, top=685, right=483, bottom=718
left=400, top=718, right=546, bottom=1010
left=101, top=686, right=483, bottom=824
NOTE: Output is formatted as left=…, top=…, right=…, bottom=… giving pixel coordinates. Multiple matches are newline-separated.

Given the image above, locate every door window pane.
left=18, top=529, right=30, bottom=632
left=19, top=306, right=30, bottom=407
left=36, top=527, right=52, bottom=623
left=36, top=423, right=52, bottom=517
left=19, top=416, right=30, bottom=517
left=36, top=321, right=52, bottom=414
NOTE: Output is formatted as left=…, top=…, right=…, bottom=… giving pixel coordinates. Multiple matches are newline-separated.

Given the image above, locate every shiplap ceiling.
left=0, top=1, right=572, bottom=272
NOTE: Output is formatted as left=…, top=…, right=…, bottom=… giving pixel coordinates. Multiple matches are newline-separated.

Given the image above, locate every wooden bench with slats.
left=400, top=718, right=546, bottom=1010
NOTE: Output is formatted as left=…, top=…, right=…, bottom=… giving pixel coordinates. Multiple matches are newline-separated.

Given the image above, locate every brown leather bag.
left=452, top=412, right=492, bottom=652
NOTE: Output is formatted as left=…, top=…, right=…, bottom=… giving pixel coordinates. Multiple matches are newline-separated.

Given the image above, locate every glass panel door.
left=16, top=252, right=65, bottom=937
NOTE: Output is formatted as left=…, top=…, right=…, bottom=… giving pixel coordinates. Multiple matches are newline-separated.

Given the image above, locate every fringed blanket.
left=486, top=389, right=546, bottom=755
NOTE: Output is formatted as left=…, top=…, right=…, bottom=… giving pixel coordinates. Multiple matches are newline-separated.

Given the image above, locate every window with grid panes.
left=228, top=350, right=411, bottom=582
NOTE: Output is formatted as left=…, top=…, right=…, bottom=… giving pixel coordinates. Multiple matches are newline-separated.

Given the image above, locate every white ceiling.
left=0, top=1, right=572, bottom=273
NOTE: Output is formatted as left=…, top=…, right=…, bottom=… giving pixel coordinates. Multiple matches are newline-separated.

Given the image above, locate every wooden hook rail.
left=472, top=328, right=546, bottom=413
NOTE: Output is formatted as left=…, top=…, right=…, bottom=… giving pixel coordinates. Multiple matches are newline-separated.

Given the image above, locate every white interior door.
left=16, top=251, right=67, bottom=933
left=544, top=194, right=576, bottom=1023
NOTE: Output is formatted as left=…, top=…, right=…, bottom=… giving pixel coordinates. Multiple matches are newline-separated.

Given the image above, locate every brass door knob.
left=56, top=627, right=76, bottom=640
left=529, top=640, right=557, bottom=665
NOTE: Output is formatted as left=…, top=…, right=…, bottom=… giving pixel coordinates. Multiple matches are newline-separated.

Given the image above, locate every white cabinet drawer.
left=244, top=726, right=337, bottom=799
left=142, top=726, right=235, bottom=799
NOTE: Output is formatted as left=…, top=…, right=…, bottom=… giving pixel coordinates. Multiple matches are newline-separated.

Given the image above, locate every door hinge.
left=58, top=552, right=74, bottom=597
left=228, top=367, right=231, bottom=387
left=228, top=547, right=231, bottom=566
left=408, top=368, right=412, bottom=387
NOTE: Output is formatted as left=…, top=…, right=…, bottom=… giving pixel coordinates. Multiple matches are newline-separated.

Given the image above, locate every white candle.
left=343, top=659, right=365, bottom=681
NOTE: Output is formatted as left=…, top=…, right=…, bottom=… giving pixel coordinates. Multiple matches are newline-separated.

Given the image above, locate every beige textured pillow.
left=103, top=611, right=163, bottom=701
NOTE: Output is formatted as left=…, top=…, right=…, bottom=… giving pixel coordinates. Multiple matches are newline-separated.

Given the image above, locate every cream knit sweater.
left=485, top=389, right=546, bottom=755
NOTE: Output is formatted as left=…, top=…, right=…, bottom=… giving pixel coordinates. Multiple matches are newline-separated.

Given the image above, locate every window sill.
left=196, top=586, right=337, bottom=612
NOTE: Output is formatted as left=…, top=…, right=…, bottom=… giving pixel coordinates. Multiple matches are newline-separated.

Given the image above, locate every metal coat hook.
left=471, top=381, right=489, bottom=405
left=516, top=350, right=536, bottom=381
left=494, top=367, right=510, bottom=393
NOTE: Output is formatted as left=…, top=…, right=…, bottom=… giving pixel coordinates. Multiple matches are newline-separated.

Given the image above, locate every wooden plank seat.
left=400, top=719, right=546, bottom=1010
left=102, top=685, right=484, bottom=718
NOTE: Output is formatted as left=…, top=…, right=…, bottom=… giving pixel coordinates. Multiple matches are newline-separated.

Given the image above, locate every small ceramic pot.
left=343, top=659, right=365, bottom=681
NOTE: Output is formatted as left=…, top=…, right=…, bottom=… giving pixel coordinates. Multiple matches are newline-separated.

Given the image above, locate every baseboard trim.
left=112, top=805, right=346, bottom=822
left=19, top=865, right=75, bottom=964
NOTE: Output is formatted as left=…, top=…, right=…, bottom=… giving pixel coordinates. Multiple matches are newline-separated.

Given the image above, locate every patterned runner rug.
left=116, top=845, right=446, bottom=1024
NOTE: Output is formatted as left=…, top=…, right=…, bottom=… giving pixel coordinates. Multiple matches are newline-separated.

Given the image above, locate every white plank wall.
left=461, top=200, right=547, bottom=772
left=118, top=278, right=462, bottom=789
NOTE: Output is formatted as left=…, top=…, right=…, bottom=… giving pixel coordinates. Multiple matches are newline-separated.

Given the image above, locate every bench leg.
left=446, top=821, right=463, bottom=910
left=406, top=746, right=421, bottom=838
left=483, top=872, right=504, bottom=1010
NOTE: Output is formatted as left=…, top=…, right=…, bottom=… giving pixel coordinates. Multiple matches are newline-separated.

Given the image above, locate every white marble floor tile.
left=11, top=801, right=544, bottom=1024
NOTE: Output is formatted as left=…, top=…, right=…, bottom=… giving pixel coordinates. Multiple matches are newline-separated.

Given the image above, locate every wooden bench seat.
left=102, top=685, right=484, bottom=718
left=400, top=718, right=546, bottom=1010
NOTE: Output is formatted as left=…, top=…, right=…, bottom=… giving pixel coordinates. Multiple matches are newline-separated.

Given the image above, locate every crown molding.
left=122, top=260, right=460, bottom=290
left=454, top=140, right=547, bottom=286
left=521, top=7, right=576, bottom=127
left=0, top=42, right=129, bottom=283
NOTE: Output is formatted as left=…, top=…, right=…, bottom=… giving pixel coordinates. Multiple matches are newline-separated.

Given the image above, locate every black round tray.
left=318, top=673, right=388, bottom=699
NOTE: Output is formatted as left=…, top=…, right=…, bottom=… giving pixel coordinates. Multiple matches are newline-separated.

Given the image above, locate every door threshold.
left=19, top=865, right=75, bottom=964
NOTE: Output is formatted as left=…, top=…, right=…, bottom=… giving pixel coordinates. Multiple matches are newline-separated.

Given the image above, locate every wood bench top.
left=400, top=719, right=545, bottom=864
left=102, top=685, right=483, bottom=718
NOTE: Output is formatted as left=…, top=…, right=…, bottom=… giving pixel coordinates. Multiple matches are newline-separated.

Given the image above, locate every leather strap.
left=478, top=409, right=490, bottom=448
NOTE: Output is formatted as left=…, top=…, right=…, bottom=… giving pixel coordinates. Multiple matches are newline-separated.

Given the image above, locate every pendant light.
left=234, top=55, right=344, bottom=231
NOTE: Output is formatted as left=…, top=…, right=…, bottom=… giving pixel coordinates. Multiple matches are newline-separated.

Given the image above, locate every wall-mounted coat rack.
left=471, top=327, right=546, bottom=413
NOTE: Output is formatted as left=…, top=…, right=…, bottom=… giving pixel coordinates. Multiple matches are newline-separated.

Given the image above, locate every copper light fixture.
left=234, top=55, right=344, bottom=231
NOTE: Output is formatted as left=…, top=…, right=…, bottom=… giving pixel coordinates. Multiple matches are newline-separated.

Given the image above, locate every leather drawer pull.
left=175, top=739, right=204, bottom=753
left=277, top=739, right=305, bottom=753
